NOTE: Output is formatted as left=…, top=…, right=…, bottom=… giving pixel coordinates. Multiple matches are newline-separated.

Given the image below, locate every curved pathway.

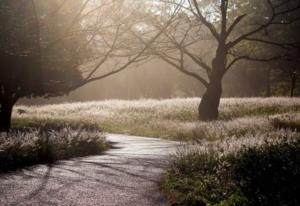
left=0, top=134, right=180, bottom=206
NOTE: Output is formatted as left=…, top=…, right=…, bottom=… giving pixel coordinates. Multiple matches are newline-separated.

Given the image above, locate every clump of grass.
left=162, top=137, right=300, bottom=206
left=12, top=118, right=101, bottom=131
left=163, top=150, right=241, bottom=206
left=219, top=98, right=300, bottom=120
left=272, top=118, right=300, bottom=132
left=0, top=127, right=108, bottom=173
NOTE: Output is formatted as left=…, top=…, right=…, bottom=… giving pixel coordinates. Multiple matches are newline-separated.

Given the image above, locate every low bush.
left=231, top=140, right=300, bottom=206
left=0, top=127, right=108, bottom=173
left=162, top=138, right=300, bottom=206
left=163, top=151, right=242, bottom=206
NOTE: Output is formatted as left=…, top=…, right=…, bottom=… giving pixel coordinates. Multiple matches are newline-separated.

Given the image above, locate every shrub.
left=231, top=140, right=300, bottom=206
left=163, top=138, right=300, bottom=206
left=163, top=150, right=240, bottom=206
left=0, top=127, right=108, bottom=173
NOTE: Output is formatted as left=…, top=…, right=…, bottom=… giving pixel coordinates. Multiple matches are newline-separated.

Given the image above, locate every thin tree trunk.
left=290, top=77, right=296, bottom=97
left=0, top=100, right=14, bottom=132
left=266, top=67, right=271, bottom=97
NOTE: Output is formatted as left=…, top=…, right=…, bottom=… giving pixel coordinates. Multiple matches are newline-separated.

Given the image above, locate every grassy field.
left=14, top=97, right=300, bottom=141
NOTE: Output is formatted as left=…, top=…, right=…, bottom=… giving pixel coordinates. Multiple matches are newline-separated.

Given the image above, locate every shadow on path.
left=0, top=134, right=180, bottom=206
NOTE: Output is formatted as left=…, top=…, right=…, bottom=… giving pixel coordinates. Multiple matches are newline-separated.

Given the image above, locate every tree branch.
left=226, top=54, right=282, bottom=71
left=228, top=0, right=300, bottom=49
left=157, top=52, right=209, bottom=87
left=220, top=0, right=228, bottom=38
left=191, top=0, right=219, bottom=40
left=226, top=14, right=247, bottom=38
left=228, top=0, right=275, bottom=48
left=83, top=25, right=121, bottom=81
left=245, top=37, right=300, bottom=49
left=70, top=1, right=183, bottom=90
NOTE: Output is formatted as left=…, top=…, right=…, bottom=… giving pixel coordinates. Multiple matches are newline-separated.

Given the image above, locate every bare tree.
left=0, top=0, right=179, bottom=131
left=143, top=0, right=300, bottom=120
left=45, top=0, right=181, bottom=91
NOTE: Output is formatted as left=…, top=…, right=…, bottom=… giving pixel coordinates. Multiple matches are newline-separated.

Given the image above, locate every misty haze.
left=1, top=0, right=300, bottom=206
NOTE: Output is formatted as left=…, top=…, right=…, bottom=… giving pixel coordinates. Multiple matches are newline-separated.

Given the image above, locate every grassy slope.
left=14, top=97, right=300, bottom=141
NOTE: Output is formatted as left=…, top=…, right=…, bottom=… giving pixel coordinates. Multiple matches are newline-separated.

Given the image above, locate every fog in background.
left=20, top=59, right=268, bottom=105
left=11, top=0, right=298, bottom=106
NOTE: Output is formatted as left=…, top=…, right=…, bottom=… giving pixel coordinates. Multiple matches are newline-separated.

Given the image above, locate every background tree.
left=144, top=0, right=300, bottom=120
left=241, top=0, right=300, bottom=97
left=0, top=0, right=45, bottom=131
left=0, top=0, right=178, bottom=131
left=271, top=49, right=300, bottom=97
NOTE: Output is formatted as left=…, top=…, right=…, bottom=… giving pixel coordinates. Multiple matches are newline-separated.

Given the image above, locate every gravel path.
left=0, top=134, right=180, bottom=206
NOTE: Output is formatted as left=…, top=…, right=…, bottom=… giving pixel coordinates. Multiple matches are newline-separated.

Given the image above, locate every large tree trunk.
left=198, top=72, right=223, bottom=121
left=199, top=48, right=226, bottom=120
left=0, top=100, right=14, bottom=132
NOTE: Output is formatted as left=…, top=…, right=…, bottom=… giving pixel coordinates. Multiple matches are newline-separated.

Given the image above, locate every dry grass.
left=14, top=97, right=300, bottom=141
left=0, top=127, right=107, bottom=173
